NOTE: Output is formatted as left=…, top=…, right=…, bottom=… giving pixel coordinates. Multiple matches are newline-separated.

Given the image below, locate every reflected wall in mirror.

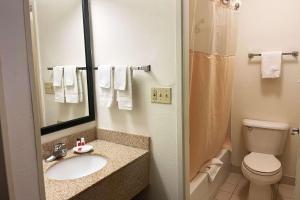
left=29, top=0, right=95, bottom=135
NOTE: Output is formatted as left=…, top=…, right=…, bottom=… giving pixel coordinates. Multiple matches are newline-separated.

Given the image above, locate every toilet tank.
left=243, top=119, right=289, bottom=156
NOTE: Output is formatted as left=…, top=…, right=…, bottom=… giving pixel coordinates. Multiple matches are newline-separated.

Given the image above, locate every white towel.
left=261, top=51, right=282, bottom=78
left=64, top=65, right=77, bottom=86
left=114, top=66, right=127, bottom=90
left=53, top=66, right=63, bottom=86
left=77, top=70, right=83, bottom=102
left=99, top=65, right=112, bottom=88
left=53, top=66, right=65, bottom=103
left=117, top=67, right=133, bottom=110
left=200, top=158, right=223, bottom=182
left=99, top=66, right=114, bottom=108
left=64, top=66, right=81, bottom=103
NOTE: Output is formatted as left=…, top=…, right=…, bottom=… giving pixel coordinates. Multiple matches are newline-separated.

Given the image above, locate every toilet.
left=241, top=119, right=289, bottom=200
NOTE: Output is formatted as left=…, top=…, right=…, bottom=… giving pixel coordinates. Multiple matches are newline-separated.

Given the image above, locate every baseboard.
left=280, top=176, right=295, bottom=186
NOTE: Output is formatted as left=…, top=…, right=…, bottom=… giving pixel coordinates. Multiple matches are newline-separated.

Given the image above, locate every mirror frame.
left=41, top=0, right=95, bottom=135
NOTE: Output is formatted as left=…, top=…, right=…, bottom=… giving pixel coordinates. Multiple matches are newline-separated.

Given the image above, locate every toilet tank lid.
left=243, top=119, right=289, bottom=131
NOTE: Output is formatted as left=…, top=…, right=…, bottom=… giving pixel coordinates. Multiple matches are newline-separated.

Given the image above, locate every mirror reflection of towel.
left=64, top=66, right=83, bottom=103
left=53, top=66, right=65, bottom=103
left=64, top=65, right=76, bottom=86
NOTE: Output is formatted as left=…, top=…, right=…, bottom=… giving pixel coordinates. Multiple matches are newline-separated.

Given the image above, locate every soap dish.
left=73, top=145, right=93, bottom=154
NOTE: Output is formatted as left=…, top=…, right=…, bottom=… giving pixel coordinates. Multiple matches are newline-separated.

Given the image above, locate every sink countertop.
left=43, top=140, right=149, bottom=200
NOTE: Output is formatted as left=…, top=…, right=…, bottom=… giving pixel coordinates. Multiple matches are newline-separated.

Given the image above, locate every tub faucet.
left=46, top=143, right=67, bottom=162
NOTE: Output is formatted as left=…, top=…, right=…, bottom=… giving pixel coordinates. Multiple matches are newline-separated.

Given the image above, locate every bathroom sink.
left=46, top=155, right=108, bottom=180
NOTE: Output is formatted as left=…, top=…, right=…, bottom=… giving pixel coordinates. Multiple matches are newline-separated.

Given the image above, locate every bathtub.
left=190, top=148, right=231, bottom=200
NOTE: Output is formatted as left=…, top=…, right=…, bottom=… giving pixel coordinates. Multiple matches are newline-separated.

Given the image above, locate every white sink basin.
left=46, top=155, right=108, bottom=180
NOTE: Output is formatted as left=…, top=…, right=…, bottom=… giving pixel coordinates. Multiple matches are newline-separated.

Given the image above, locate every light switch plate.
left=151, top=87, right=172, bottom=104
left=44, top=82, right=54, bottom=94
left=151, top=88, right=158, bottom=103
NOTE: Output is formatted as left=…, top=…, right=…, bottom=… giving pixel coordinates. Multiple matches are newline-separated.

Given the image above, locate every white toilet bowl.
left=241, top=152, right=282, bottom=200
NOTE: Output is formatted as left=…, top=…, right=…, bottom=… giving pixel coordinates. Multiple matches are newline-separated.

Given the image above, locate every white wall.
left=35, top=0, right=89, bottom=126
left=90, top=0, right=182, bottom=199
left=231, top=0, right=300, bottom=177
left=0, top=0, right=41, bottom=199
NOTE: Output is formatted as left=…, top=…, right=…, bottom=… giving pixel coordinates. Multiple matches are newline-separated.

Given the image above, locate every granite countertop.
left=43, top=140, right=149, bottom=200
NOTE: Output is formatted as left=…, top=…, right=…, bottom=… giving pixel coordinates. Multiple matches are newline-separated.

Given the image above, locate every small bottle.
left=76, top=138, right=81, bottom=147
left=80, top=137, right=85, bottom=146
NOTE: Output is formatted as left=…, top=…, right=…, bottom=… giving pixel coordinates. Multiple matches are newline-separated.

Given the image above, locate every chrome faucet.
left=46, top=143, right=67, bottom=162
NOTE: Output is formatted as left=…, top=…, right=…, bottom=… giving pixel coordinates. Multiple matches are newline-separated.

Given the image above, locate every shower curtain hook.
left=221, top=0, right=230, bottom=5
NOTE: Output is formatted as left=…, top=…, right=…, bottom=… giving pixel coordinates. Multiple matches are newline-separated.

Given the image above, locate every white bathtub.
left=190, top=148, right=231, bottom=200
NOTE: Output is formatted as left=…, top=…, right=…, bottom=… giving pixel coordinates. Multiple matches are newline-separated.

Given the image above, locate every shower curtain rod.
left=47, top=65, right=151, bottom=72
left=248, top=51, right=299, bottom=59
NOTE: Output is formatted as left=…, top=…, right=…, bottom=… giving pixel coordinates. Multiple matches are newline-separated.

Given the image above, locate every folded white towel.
left=200, top=158, right=223, bottom=182
left=98, top=66, right=114, bottom=108
left=64, top=65, right=77, bottom=86
left=261, top=51, right=282, bottom=78
left=114, top=66, right=127, bottom=90
left=77, top=70, right=83, bottom=102
left=99, top=65, right=112, bottom=88
left=117, top=67, right=133, bottom=110
left=53, top=66, right=65, bottom=103
left=53, top=66, right=63, bottom=86
left=64, top=66, right=81, bottom=103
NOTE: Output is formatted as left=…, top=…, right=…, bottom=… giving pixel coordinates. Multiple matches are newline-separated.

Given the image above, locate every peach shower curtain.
left=189, top=0, right=238, bottom=180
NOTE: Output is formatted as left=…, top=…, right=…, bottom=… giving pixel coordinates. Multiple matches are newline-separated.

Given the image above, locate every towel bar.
left=47, top=65, right=151, bottom=72
left=248, top=51, right=299, bottom=59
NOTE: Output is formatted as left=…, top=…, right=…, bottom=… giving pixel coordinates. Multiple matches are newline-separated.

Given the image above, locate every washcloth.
left=117, top=67, right=133, bottom=110
left=114, top=66, right=127, bottom=90
left=53, top=66, right=64, bottom=86
left=64, top=65, right=77, bottom=86
left=53, top=66, right=65, bottom=103
left=98, top=66, right=114, bottom=108
left=261, top=51, right=282, bottom=78
left=200, top=158, right=224, bottom=182
left=64, top=66, right=81, bottom=103
left=99, top=65, right=112, bottom=88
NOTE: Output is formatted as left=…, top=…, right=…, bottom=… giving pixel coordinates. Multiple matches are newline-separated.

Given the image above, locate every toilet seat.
left=243, top=152, right=281, bottom=176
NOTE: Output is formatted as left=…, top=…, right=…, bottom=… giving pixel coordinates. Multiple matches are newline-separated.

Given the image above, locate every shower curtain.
left=189, top=0, right=239, bottom=180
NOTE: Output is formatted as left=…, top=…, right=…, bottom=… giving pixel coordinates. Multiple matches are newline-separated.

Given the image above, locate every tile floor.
left=213, top=173, right=295, bottom=200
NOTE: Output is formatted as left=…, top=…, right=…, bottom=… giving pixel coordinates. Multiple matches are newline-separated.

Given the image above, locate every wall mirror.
left=28, top=0, right=95, bottom=135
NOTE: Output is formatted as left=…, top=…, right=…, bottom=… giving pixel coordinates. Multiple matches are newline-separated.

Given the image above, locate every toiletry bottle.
left=76, top=138, right=81, bottom=147
left=81, top=137, right=85, bottom=146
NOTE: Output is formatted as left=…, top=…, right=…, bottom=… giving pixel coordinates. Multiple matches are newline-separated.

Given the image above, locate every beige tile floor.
left=213, top=173, right=295, bottom=200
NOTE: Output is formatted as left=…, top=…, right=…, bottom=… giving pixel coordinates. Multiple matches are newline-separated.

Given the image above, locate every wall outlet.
left=44, top=82, right=54, bottom=94
left=151, top=87, right=172, bottom=104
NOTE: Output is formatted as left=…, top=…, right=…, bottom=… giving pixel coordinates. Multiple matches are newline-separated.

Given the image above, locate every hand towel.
left=64, top=66, right=81, bottom=103
left=64, top=65, right=77, bottom=86
left=116, top=67, right=133, bottom=110
left=98, top=66, right=114, bottom=108
left=53, top=66, right=65, bottom=103
left=114, top=66, right=127, bottom=90
left=261, top=51, right=282, bottom=78
left=99, top=65, right=112, bottom=88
